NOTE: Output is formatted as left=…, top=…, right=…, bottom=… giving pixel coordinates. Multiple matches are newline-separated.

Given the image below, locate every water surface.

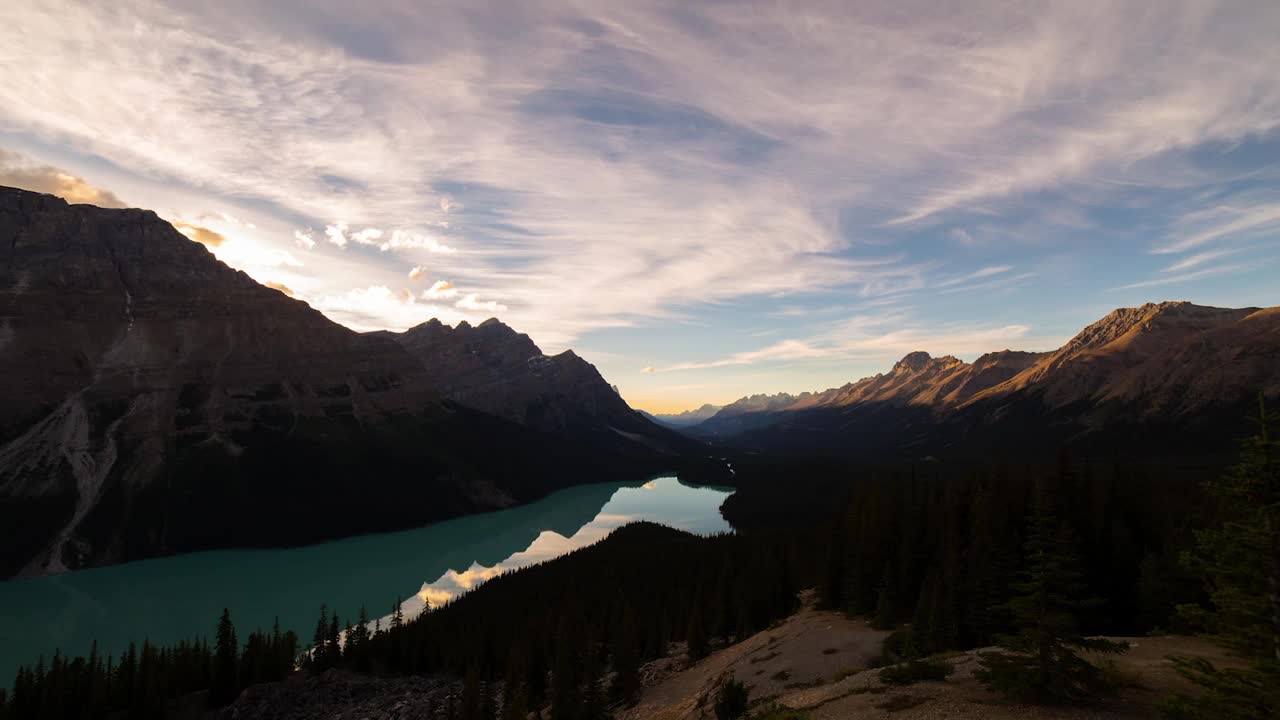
left=0, top=476, right=731, bottom=683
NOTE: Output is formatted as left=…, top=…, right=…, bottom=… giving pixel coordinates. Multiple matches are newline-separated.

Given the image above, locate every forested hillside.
left=7, top=410, right=1275, bottom=719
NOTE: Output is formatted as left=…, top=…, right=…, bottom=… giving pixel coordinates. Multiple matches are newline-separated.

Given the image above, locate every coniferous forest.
left=2, top=407, right=1276, bottom=719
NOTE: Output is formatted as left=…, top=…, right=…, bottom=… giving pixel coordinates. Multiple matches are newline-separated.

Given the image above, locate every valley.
left=0, top=188, right=1275, bottom=719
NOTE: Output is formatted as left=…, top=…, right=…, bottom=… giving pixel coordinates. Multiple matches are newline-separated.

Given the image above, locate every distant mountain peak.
left=894, top=351, right=933, bottom=371
left=477, top=317, right=506, bottom=328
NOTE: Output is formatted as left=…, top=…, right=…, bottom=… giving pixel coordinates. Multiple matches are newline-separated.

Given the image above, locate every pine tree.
left=209, top=608, right=239, bottom=707
left=610, top=605, right=641, bottom=704
left=976, top=480, right=1127, bottom=704
left=349, top=606, right=372, bottom=670
left=1165, top=396, right=1280, bottom=719
left=910, top=567, right=944, bottom=656
left=550, top=616, right=580, bottom=720
left=685, top=602, right=709, bottom=663
left=328, top=612, right=341, bottom=662
left=309, top=605, right=329, bottom=671
left=501, top=646, right=530, bottom=720
left=480, top=680, right=498, bottom=720
left=391, top=596, right=404, bottom=630
left=963, top=472, right=1012, bottom=646
left=871, top=563, right=896, bottom=630
left=713, top=675, right=749, bottom=720
left=461, top=665, right=482, bottom=720
left=580, top=643, right=609, bottom=720
left=818, top=526, right=846, bottom=610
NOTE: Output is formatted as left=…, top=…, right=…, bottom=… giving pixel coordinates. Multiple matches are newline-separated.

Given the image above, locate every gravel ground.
left=621, top=595, right=1236, bottom=720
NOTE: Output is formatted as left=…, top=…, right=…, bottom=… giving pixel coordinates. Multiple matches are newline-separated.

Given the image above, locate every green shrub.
left=715, top=675, right=750, bottom=720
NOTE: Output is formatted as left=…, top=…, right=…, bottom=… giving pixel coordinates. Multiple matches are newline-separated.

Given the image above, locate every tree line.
left=1, top=615, right=296, bottom=719
left=816, top=401, right=1278, bottom=713
left=0, top=524, right=802, bottom=719
left=2, top=403, right=1276, bottom=718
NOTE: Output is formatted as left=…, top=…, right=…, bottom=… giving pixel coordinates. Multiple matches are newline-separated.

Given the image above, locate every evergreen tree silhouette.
left=209, top=608, right=239, bottom=707
left=1165, top=396, right=1280, bottom=718
left=610, top=604, right=641, bottom=704
left=550, top=615, right=580, bottom=720
left=685, top=601, right=709, bottom=663
left=976, top=480, right=1126, bottom=704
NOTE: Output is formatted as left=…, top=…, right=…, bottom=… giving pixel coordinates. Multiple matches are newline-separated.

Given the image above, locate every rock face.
left=692, top=302, right=1279, bottom=459
left=0, top=187, right=674, bottom=577
left=389, top=318, right=687, bottom=456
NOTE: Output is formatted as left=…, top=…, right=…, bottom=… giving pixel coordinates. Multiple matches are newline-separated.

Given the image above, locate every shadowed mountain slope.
left=387, top=317, right=694, bottom=457
left=0, top=187, right=683, bottom=577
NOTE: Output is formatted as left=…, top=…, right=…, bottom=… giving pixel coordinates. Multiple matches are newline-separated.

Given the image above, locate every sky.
left=1, top=1, right=1278, bottom=413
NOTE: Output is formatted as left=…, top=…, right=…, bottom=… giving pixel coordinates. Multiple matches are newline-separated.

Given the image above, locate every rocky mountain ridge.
left=388, top=317, right=685, bottom=456
left=692, top=301, right=1279, bottom=458
left=0, top=186, right=683, bottom=577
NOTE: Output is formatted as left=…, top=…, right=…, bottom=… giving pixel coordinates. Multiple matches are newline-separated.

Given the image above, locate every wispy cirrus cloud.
left=1114, top=263, right=1255, bottom=291
left=1161, top=248, right=1241, bottom=273
left=657, top=339, right=834, bottom=372
left=938, top=272, right=1038, bottom=295
left=935, top=265, right=1012, bottom=288
left=2, top=1, right=1278, bottom=409
left=5, top=2, right=1275, bottom=350
left=1155, top=201, right=1280, bottom=255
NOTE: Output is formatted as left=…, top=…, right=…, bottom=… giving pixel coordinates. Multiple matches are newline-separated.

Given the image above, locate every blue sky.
left=1, top=1, right=1277, bottom=412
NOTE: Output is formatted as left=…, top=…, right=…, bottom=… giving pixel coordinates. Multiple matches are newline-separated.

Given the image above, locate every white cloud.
left=322, top=223, right=457, bottom=254
left=309, top=285, right=467, bottom=332
left=381, top=230, right=456, bottom=254
left=293, top=229, right=316, bottom=250
left=351, top=227, right=384, bottom=244
left=324, top=222, right=351, bottom=248
left=422, top=280, right=458, bottom=300
left=455, top=293, right=508, bottom=313
left=408, top=265, right=427, bottom=280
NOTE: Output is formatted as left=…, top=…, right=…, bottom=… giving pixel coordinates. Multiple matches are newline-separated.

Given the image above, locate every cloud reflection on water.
left=395, top=476, right=730, bottom=621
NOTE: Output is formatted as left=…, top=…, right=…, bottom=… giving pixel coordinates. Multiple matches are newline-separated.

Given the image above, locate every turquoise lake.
left=0, top=476, right=732, bottom=684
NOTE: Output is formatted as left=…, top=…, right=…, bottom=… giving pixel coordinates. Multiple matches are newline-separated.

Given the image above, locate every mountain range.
left=0, top=186, right=687, bottom=578
left=690, top=301, right=1279, bottom=458
left=3, top=185, right=1277, bottom=579
left=644, top=403, right=723, bottom=428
